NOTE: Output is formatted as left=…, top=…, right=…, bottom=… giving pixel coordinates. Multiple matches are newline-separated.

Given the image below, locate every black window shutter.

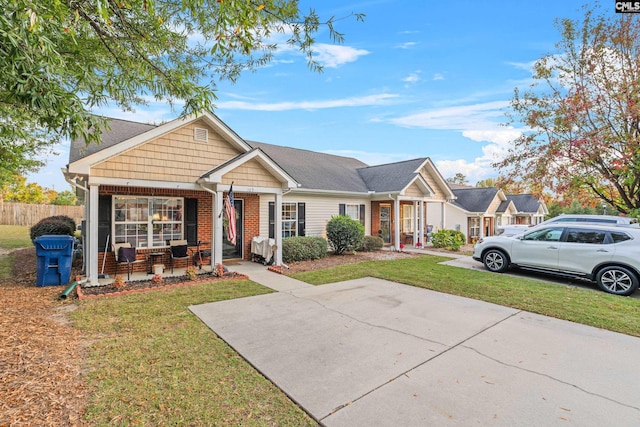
left=98, top=195, right=111, bottom=251
left=297, top=202, right=306, bottom=236
left=359, top=204, right=365, bottom=226
left=185, top=198, right=198, bottom=246
left=268, top=202, right=275, bottom=239
left=339, top=203, right=345, bottom=216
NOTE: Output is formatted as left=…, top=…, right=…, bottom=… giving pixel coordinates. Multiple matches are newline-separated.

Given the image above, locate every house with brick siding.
left=64, top=112, right=456, bottom=285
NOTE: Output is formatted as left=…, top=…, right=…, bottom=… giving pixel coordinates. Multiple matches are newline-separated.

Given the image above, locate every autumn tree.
left=0, top=175, right=49, bottom=204
left=497, top=4, right=640, bottom=215
left=0, top=1, right=363, bottom=187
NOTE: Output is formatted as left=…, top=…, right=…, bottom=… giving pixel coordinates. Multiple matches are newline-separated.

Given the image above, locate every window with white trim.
left=401, top=204, right=414, bottom=232
left=282, top=202, right=297, bottom=238
left=469, top=217, right=480, bottom=238
left=345, top=204, right=360, bottom=221
left=113, top=196, right=183, bottom=248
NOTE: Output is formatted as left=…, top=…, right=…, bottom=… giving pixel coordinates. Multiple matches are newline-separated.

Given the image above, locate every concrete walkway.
left=191, top=261, right=640, bottom=426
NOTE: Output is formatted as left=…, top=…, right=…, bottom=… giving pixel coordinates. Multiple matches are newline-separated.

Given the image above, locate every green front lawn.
left=291, top=255, right=640, bottom=337
left=0, top=225, right=32, bottom=250
left=0, top=225, right=32, bottom=279
left=71, top=281, right=318, bottom=426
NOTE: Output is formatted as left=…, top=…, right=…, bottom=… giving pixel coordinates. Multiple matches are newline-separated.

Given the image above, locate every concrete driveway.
left=190, top=276, right=640, bottom=426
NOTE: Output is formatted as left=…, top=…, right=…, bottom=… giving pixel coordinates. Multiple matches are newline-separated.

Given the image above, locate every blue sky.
left=31, top=0, right=608, bottom=192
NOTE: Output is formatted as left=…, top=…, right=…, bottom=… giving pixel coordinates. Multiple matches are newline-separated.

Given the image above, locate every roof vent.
left=194, top=127, right=208, bottom=142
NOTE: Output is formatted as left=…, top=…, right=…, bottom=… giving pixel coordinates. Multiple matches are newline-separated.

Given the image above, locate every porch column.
left=440, top=201, right=446, bottom=229
left=213, top=190, right=223, bottom=265
left=418, top=200, right=424, bottom=247
left=413, top=201, right=419, bottom=247
left=393, top=197, right=400, bottom=251
left=87, top=183, right=99, bottom=285
left=275, top=192, right=283, bottom=265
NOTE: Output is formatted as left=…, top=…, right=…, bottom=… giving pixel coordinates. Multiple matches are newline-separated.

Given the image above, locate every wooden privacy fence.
left=0, top=202, right=84, bottom=227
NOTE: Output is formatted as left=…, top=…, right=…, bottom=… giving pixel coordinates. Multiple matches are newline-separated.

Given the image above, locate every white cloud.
left=388, top=100, right=509, bottom=131
left=507, top=60, right=537, bottom=72
left=432, top=73, right=444, bottom=81
left=312, top=44, right=370, bottom=68
left=402, top=71, right=421, bottom=84
left=435, top=127, right=522, bottom=184
left=216, top=93, right=399, bottom=111
left=462, top=128, right=522, bottom=146
left=396, top=42, right=418, bottom=49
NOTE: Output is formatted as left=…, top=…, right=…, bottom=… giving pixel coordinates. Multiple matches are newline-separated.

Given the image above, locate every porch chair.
left=113, top=242, right=143, bottom=280
left=194, top=241, right=211, bottom=270
left=169, top=240, right=192, bottom=273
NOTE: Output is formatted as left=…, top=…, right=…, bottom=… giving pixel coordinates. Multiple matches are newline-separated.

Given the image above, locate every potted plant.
left=113, top=275, right=126, bottom=290
left=186, top=266, right=197, bottom=280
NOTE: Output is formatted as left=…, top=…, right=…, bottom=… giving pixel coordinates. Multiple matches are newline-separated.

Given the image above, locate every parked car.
left=533, top=214, right=638, bottom=228
left=495, top=224, right=530, bottom=237
left=473, top=223, right=640, bottom=296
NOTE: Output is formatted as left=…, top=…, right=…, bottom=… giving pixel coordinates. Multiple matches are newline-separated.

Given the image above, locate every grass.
left=0, top=225, right=32, bottom=249
left=71, top=281, right=318, bottom=426
left=0, top=225, right=31, bottom=279
left=291, top=255, right=640, bottom=337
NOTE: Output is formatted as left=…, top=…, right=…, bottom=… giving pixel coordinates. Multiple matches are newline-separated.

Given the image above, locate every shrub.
left=360, top=235, right=384, bottom=252
left=430, top=229, right=466, bottom=251
left=30, top=216, right=76, bottom=242
left=282, top=236, right=328, bottom=263
left=326, top=215, right=364, bottom=255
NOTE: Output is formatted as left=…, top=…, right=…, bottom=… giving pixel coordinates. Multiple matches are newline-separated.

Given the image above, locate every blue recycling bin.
left=34, top=235, right=75, bottom=286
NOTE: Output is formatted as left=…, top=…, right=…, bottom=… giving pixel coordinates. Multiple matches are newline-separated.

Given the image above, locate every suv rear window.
left=566, top=229, right=606, bottom=244
left=611, top=232, right=632, bottom=243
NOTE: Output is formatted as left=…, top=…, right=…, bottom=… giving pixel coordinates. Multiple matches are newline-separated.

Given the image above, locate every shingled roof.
left=68, top=117, right=158, bottom=163
left=247, top=141, right=371, bottom=192
left=68, top=116, right=438, bottom=195
left=451, top=187, right=500, bottom=212
left=507, top=194, right=543, bottom=213
left=357, top=158, right=429, bottom=193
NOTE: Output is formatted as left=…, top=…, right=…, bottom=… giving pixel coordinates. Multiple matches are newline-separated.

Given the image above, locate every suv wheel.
left=483, top=249, right=508, bottom=273
left=596, top=266, right=639, bottom=296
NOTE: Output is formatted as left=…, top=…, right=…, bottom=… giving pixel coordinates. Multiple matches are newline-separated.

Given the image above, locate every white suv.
left=473, top=223, right=640, bottom=296
left=534, top=214, right=638, bottom=227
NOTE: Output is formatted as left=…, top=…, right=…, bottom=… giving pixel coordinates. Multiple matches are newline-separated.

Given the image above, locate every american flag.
left=224, top=184, right=236, bottom=245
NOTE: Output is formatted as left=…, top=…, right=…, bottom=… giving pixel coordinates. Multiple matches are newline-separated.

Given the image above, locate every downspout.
left=65, top=174, right=88, bottom=193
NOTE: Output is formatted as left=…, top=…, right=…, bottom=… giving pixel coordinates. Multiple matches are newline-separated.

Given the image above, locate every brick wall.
left=97, top=186, right=260, bottom=276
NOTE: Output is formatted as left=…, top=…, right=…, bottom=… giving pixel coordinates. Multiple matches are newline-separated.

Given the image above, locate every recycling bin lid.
left=34, top=235, right=74, bottom=250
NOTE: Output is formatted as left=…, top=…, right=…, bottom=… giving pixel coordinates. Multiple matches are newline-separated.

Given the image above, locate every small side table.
left=147, top=252, right=165, bottom=274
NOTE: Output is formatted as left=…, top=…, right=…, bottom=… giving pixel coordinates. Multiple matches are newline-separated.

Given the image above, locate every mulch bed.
left=77, top=271, right=248, bottom=298
left=0, top=247, right=88, bottom=426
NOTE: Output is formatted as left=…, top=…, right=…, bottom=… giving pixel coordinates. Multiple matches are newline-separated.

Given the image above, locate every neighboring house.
left=428, top=186, right=548, bottom=243
left=505, top=194, right=548, bottom=225
left=446, top=187, right=512, bottom=243
left=64, top=112, right=456, bottom=285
